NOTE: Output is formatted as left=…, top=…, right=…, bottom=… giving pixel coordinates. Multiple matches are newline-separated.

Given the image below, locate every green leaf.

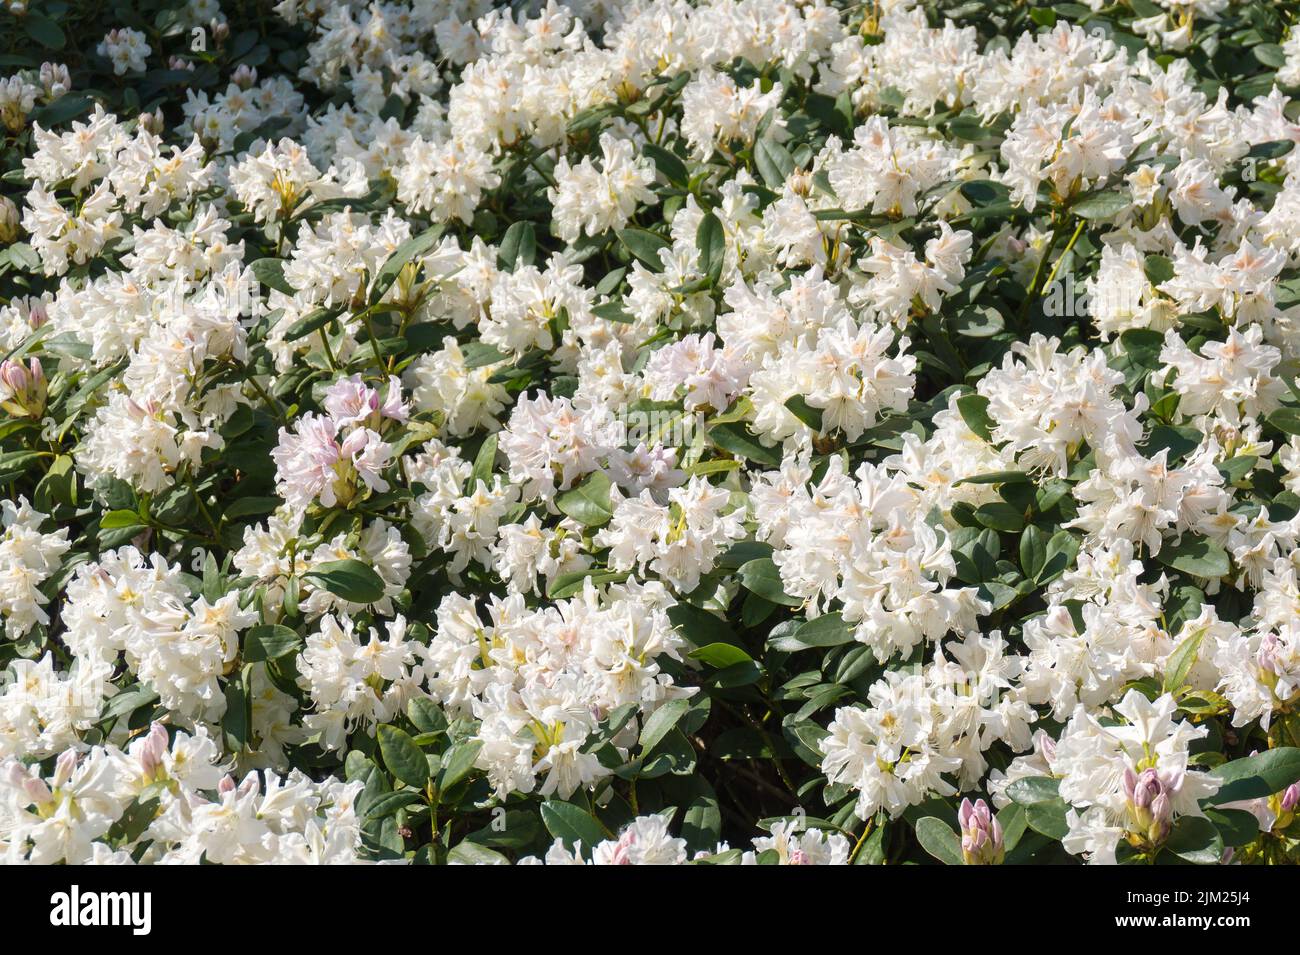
left=695, top=211, right=725, bottom=287
left=1020, top=524, right=1048, bottom=579
left=793, top=612, right=856, bottom=647
left=975, top=501, right=1025, bottom=533
left=304, top=559, right=386, bottom=604
left=546, top=568, right=630, bottom=599
left=407, top=697, right=447, bottom=736
left=1038, top=530, right=1080, bottom=584
left=1267, top=407, right=1300, bottom=437
left=1003, top=777, right=1070, bottom=839
left=1162, top=627, right=1205, bottom=694
left=371, top=225, right=443, bottom=301
left=461, top=341, right=509, bottom=369
left=107, top=795, right=160, bottom=847
left=709, top=421, right=781, bottom=466
left=1005, top=776, right=1061, bottom=806
left=642, top=143, right=689, bottom=187
left=30, top=93, right=92, bottom=127
left=1144, top=254, right=1175, bottom=285
left=1249, top=139, right=1295, bottom=160
left=224, top=496, right=280, bottom=520
left=24, top=13, right=66, bottom=50
left=956, top=393, right=994, bottom=442
left=1024, top=799, right=1069, bottom=840
left=1204, top=808, right=1259, bottom=847
left=618, top=227, right=670, bottom=271
left=738, top=557, right=801, bottom=607
left=682, top=790, right=723, bottom=851
left=689, top=642, right=753, bottom=668
left=540, top=800, right=607, bottom=853
left=1163, top=815, right=1223, bottom=865
left=437, top=739, right=483, bottom=791
left=250, top=257, right=295, bottom=295
left=960, top=179, right=1012, bottom=206
left=784, top=395, right=824, bottom=432
left=470, top=433, right=498, bottom=489
left=100, top=509, right=145, bottom=530
left=244, top=624, right=302, bottom=663
left=496, top=221, right=536, bottom=271
left=639, top=698, right=691, bottom=754
left=223, top=667, right=251, bottom=752
left=377, top=724, right=429, bottom=789
left=915, top=817, right=964, bottom=865
left=555, top=470, right=614, bottom=527
left=283, top=306, right=340, bottom=342
left=447, top=841, right=508, bottom=865
left=1071, top=190, right=1129, bottom=220
left=1206, top=748, right=1300, bottom=805
left=955, top=470, right=1029, bottom=486
left=1156, top=536, right=1230, bottom=579
left=754, top=137, right=795, bottom=188
left=1253, top=44, right=1287, bottom=69
left=364, top=789, right=424, bottom=820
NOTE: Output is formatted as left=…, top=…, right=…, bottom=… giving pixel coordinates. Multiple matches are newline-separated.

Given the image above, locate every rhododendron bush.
left=4, top=0, right=1300, bottom=867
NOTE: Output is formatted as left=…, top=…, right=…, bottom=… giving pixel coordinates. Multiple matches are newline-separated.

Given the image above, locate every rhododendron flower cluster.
left=2, top=0, right=1300, bottom=868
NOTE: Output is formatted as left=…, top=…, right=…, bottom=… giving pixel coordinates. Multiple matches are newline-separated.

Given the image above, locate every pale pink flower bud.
left=958, top=797, right=1004, bottom=865
left=52, top=748, right=78, bottom=788
left=1282, top=782, right=1300, bottom=813
left=134, top=721, right=169, bottom=778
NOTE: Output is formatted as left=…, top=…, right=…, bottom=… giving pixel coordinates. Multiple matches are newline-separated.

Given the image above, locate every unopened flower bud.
left=0, top=357, right=46, bottom=418
left=52, top=748, right=78, bottom=788
left=1125, top=767, right=1173, bottom=844
left=5, top=761, right=51, bottom=805
left=135, top=721, right=169, bottom=779
left=958, top=797, right=1004, bottom=865
left=39, top=62, right=70, bottom=100
left=231, top=64, right=257, bottom=89
left=1270, top=780, right=1300, bottom=831
left=1282, top=782, right=1300, bottom=813
left=1256, top=633, right=1283, bottom=678
left=138, top=108, right=165, bottom=135
left=210, top=19, right=229, bottom=42
left=0, top=196, right=18, bottom=243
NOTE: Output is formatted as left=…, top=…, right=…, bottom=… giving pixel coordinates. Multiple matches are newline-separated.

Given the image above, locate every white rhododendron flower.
left=1, top=0, right=1298, bottom=871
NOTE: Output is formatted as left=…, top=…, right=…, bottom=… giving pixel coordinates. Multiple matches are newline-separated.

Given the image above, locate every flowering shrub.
left=3, top=0, right=1300, bottom=867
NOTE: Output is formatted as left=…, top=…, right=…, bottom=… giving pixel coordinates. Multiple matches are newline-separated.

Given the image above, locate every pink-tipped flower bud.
left=1271, top=780, right=1300, bottom=832
left=1256, top=633, right=1283, bottom=676
left=5, top=760, right=52, bottom=805
left=0, top=356, right=46, bottom=418
left=52, top=748, right=78, bottom=789
left=1282, top=782, right=1300, bottom=814
left=1125, top=767, right=1174, bottom=844
left=137, top=108, right=165, bottom=135
left=133, top=721, right=169, bottom=780
left=39, top=62, right=70, bottom=100
left=231, top=64, right=258, bottom=89
left=958, top=797, right=1004, bottom=865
